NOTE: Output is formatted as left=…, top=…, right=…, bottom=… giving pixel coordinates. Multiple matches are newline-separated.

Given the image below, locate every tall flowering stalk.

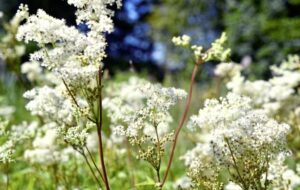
left=160, top=33, right=231, bottom=188
left=16, top=1, right=122, bottom=189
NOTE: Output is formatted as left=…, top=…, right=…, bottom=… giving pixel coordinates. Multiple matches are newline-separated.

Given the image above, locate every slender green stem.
left=126, top=141, right=137, bottom=189
left=263, top=153, right=270, bottom=190
left=80, top=149, right=103, bottom=188
left=5, top=162, right=9, bottom=190
left=154, top=125, right=161, bottom=183
left=224, top=138, right=248, bottom=189
left=85, top=146, right=105, bottom=182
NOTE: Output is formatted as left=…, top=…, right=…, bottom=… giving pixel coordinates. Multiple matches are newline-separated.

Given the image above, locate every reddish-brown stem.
left=161, top=60, right=201, bottom=187
left=97, top=68, right=110, bottom=190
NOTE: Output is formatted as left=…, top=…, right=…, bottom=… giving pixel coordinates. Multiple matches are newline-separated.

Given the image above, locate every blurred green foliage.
left=151, top=0, right=300, bottom=78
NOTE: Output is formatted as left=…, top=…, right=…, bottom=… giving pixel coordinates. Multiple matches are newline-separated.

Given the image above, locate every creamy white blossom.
left=172, top=35, right=191, bottom=46
left=183, top=93, right=290, bottom=189
left=173, top=32, right=230, bottom=62
left=23, top=85, right=75, bottom=124
left=224, top=182, right=242, bottom=190
left=10, top=4, right=29, bottom=26
left=104, top=77, right=186, bottom=169
left=0, top=121, right=38, bottom=163
left=173, top=176, right=192, bottom=190
left=214, top=62, right=242, bottom=78
left=21, top=61, right=43, bottom=81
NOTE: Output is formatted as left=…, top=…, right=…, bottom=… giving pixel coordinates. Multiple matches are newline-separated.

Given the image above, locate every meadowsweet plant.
left=104, top=77, right=187, bottom=185
left=217, top=55, right=300, bottom=155
left=15, top=6, right=230, bottom=186
left=16, top=1, right=122, bottom=189
left=183, top=93, right=291, bottom=189
left=160, top=32, right=231, bottom=188
left=2, top=0, right=298, bottom=189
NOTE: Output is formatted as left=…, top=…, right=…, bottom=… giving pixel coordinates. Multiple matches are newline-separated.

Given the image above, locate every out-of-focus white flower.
left=21, top=61, right=43, bottom=82
left=172, top=35, right=191, bottom=46
left=224, top=182, right=242, bottom=190
left=10, top=4, right=29, bottom=26
left=0, top=121, right=38, bottom=163
left=86, top=131, right=98, bottom=152
left=191, top=45, right=203, bottom=59
left=104, top=77, right=186, bottom=142
left=266, top=154, right=300, bottom=190
left=33, top=129, right=57, bottom=149
left=174, top=176, right=192, bottom=189
left=214, top=62, right=242, bottom=78
left=226, top=55, right=300, bottom=132
left=0, top=106, right=15, bottom=118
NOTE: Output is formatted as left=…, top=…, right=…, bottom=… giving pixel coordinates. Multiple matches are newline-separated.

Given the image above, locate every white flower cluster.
left=220, top=55, right=300, bottom=155
left=172, top=32, right=231, bottom=62
left=214, top=62, right=242, bottom=79
left=10, top=4, right=29, bottom=27
left=23, top=85, right=76, bottom=125
left=0, top=121, right=37, bottom=163
left=265, top=154, right=300, bottom=190
left=17, top=0, right=121, bottom=86
left=205, top=32, right=231, bottom=62
left=103, top=77, right=147, bottom=124
left=224, top=55, right=300, bottom=118
left=23, top=84, right=92, bottom=149
left=17, top=0, right=122, bottom=165
left=172, top=35, right=191, bottom=46
left=183, top=93, right=290, bottom=189
left=104, top=77, right=186, bottom=168
left=105, top=77, right=187, bottom=139
left=68, top=0, right=122, bottom=32
left=24, top=122, right=81, bottom=165
left=24, top=123, right=61, bottom=165
left=173, top=176, right=192, bottom=190
left=21, top=61, right=60, bottom=85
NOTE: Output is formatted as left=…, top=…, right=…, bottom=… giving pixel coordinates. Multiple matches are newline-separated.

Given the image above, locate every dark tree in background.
left=105, top=0, right=164, bottom=81
left=0, top=0, right=162, bottom=79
